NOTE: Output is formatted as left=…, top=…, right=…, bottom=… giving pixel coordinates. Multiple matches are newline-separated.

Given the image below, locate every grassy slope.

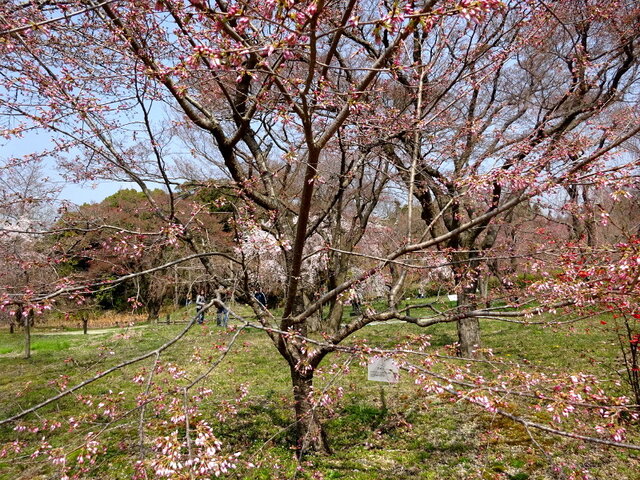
left=0, top=302, right=638, bottom=480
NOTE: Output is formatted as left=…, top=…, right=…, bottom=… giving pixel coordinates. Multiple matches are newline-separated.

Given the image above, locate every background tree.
left=370, top=0, right=640, bottom=355
left=53, top=187, right=236, bottom=319
left=0, top=161, right=58, bottom=353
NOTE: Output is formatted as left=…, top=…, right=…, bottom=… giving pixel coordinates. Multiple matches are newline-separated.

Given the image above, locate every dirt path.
left=34, top=318, right=403, bottom=336
left=36, top=325, right=149, bottom=336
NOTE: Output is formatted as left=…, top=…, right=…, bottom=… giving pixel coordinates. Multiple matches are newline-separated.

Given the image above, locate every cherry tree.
left=370, top=0, right=640, bottom=355
left=1, top=0, right=640, bottom=472
left=0, top=160, right=59, bottom=354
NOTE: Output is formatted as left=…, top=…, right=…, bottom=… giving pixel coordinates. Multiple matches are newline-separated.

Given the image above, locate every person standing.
left=351, top=289, right=362, bottom=315
left=216, top=305, right=228, bottom=327
left=255, top=290, right=267, bottom=309
left=216, top=290, right=229, bottom=327
left=195, top=291, right=206, bottom=324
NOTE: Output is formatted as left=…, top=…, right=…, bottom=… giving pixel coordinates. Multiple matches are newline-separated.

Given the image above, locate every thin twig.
left=0, top=308, right=209, bottom=426
left=138, top=352, right=160, bottom=459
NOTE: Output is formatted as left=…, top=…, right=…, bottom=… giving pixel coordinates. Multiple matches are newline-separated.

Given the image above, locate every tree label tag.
left=367, top=357, right=399, bottom=383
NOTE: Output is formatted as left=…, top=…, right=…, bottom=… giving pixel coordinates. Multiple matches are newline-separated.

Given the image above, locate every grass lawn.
left=0, top=302, right=638, bottom=479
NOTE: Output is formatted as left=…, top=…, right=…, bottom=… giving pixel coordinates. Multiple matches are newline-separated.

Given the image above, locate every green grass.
left=0, top=308, right=637, bottom=480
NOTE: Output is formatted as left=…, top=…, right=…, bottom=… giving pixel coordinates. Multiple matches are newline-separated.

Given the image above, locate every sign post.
left=367, top=357, right=399, bottom=384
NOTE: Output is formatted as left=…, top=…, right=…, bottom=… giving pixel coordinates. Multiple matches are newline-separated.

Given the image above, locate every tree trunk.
left=23, top=309, right=31, bottom=359
left=146, top=299, right=162, bottom=323
left=323, top=269, right=347, bottom=334
left=82, top=315, right=88, bottom=334
left=456, top=279, right=481, bottom=358
left=290, top=366, right=331, bottom=456
left=174, top=266, right=180, bottom=308
left=325, top=302, right=343, bottom=333
left=304, top=291, right=325, bottom=333
left=478, top=275, right=490, bottom=308
left=457, top=315, right=481, bottom=358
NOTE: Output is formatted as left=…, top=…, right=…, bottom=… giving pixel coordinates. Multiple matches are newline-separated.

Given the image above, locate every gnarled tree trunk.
left=454, top=263, right=482, bottom=358
left=146, top=300, right=162, bottom=323
left=457, top=316, right=481, bottom=357
left=290, top=365, right=331, bottom=456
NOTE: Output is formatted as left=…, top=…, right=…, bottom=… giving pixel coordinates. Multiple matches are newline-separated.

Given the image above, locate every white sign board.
left=447, top=294, right=458, bottom=302
left=367, top=357, right=399, bottom=383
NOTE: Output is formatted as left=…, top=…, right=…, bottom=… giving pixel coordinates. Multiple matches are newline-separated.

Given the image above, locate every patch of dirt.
left=36, top=325, right=149, bottom=336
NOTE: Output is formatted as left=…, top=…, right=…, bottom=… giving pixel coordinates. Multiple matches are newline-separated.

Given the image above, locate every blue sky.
left=2, top=127, right=140, bottom=207
left=57, top=179, right=134, bottom=205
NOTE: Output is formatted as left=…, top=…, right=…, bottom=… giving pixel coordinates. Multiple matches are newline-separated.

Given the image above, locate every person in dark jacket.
left=255, top=290, right=267, bottom=309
